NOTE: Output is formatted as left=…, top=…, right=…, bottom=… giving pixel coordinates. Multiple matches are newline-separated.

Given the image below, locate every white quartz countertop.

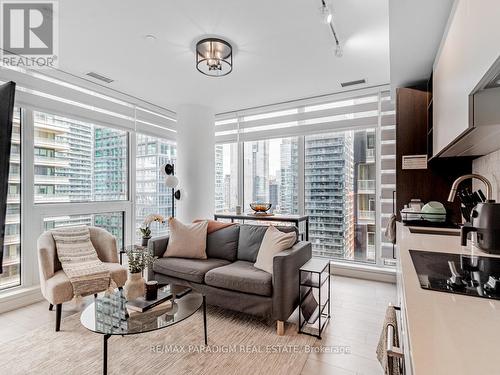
left=397, top=223, right=500, bottom=375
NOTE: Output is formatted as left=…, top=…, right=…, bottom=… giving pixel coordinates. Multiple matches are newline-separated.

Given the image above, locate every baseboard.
left=330, top=261, right=396, bottom=283
left=0, top=285, right=44, bottom=313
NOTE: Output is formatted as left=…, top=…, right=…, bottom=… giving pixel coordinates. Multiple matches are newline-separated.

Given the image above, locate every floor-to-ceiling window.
left=32, top=111, right=128, bottom=248
left=1, top=108, right=22, bottom=290
left=213, top=87, right=395, bottom=267
left=0, top=67, right=177, bottom=298
left=135, top=134, right=176, bottom=241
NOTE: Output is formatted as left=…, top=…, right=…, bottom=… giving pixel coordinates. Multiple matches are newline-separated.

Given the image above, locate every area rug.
left=0, top=306, right=316, bottom=375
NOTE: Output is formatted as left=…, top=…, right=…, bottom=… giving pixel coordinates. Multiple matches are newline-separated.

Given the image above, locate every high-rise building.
left=93, top=127, right=128, bottom=202
left=305, top=133, right=355, bottom=259
left=279, top=138, right=299, bottom=214
left=353, top=130, right=377, bottom=262
left=1, top=109, right=22, bottom=289
left=269, top=179, right=279, bottom=213
left=52, top=114, right=92, bottom=202
left=244, top=140, right=269, bottom=204
left=214, top=145, right=224, bottom=212
left=135, top=134, right=176, bottom=241
left=223, top=174, right=232, bottom=211
left=34, top=112, right=71, bottom=203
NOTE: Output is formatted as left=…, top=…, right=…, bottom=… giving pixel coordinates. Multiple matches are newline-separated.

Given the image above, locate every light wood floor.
left=0, top=276, right=395, bottom=375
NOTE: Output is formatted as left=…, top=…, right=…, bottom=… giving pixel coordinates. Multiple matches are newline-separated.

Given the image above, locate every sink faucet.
left=447, top=174, right=493, bottom=202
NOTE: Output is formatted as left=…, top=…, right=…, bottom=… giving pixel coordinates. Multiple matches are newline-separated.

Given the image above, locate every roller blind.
left=215, top=85, right=392, bottom=143
left=0, top=65, right=177, bottom=139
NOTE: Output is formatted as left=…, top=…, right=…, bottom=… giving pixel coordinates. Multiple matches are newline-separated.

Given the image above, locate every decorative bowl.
left=249, top=202, right=272, bottom=214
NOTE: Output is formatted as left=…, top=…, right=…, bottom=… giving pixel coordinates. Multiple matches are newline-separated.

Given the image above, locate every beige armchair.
left=37, top=226, right=127, bottom=331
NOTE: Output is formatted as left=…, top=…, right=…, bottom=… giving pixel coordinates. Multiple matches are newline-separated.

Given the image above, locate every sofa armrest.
left=271, top=241, right=312, bottom=321
left=147, top=235, right=169, bottom=280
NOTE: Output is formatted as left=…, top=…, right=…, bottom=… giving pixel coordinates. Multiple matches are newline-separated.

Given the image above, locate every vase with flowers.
left=124, top=248, right=157, bottom=300
left=139, top=214, right=165, bottom=246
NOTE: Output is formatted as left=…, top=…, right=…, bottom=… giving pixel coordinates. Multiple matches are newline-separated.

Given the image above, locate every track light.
left=335, top=43, right=343, bottom=57
left=319, top=0, right=343, bottom=58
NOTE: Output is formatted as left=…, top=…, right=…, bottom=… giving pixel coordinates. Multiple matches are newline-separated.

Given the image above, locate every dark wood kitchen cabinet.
left=396, top=87, right=472, bottom=224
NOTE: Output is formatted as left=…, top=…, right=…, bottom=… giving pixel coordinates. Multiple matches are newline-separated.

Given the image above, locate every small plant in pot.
left=139, top=214, right=165, bottom=246
left=124, top=249, right=157, bottom=301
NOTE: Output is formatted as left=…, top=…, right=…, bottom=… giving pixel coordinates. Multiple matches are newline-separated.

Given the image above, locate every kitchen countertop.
left=397, top=222, right=500, bottom=375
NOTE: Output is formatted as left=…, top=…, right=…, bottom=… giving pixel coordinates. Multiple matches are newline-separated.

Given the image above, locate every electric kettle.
left=461, top=202, right=500, bottom=254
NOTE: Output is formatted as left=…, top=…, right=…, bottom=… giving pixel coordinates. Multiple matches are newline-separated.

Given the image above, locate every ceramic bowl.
left=421, top=201, right=446, bottom=222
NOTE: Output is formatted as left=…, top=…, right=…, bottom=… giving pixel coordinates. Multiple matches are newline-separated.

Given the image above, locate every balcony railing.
left=358, top=210, right=376, bottom=221
left=34, top=137, right=70, bottom=151
left=34, top=175, right=71, bottom=185
left=34, top=155, right=71, bottom=167
left=358, top=179, right=375, bottom=191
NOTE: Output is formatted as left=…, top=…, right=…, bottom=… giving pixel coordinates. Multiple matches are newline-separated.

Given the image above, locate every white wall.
left=176, top=104, right=215, bottom=222
left=473, top=150, right=500, bottom=202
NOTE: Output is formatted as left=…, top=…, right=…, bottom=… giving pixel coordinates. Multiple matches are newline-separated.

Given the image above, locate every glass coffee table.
left=80, top=284, right=207, bottom=375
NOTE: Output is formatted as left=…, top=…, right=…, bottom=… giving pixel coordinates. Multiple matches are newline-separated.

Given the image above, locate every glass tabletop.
left=80, top=284, right=203, bottom=336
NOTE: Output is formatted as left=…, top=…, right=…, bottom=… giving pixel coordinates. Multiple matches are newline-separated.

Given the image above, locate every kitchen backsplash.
left=473, top=149, right=500, bottom=202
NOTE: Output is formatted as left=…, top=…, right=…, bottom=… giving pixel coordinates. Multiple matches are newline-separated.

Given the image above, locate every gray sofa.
left=148, top=224, right=312, bottom=335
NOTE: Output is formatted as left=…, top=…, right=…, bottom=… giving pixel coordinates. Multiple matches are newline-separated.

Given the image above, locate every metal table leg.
left=203, top=295, right=208, bottom=345
left=103, top=334, right=110, bottom=375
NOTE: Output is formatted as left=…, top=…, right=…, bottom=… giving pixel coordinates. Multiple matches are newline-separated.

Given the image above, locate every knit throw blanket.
left=52, top=226, right=116, bottom=300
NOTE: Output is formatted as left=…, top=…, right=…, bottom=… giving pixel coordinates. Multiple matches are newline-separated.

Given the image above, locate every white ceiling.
left=389, top=0, right=454, bottom=90
left=57, top=0, right=390, bottom=114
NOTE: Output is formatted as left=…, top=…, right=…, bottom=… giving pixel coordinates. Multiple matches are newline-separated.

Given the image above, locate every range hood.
left=440, top=56, right=500, bottom=157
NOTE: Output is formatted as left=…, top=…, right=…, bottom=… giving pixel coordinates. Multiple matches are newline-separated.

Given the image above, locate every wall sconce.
left=161, top=163, right=181, bottom=217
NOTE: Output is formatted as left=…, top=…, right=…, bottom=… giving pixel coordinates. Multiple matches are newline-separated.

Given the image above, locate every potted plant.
left=123, top=248, right=157, bottom=300
left=139, top=214, right=165, bottom=246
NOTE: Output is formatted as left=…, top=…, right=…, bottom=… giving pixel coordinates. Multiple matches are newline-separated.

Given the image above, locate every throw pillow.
left=193, top=219, right=235, bottom=234
left=254, top=225, right=296, bottom=274
left=163, top=218, right=208, bottom=259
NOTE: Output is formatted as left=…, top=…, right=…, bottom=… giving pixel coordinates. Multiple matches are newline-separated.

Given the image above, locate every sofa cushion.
left=237, top=224, right=299, bottom=262
left=204, top=260, right=272, bottom=297
left=206, top=225, right=240, bottom=261
left=152, top=257, right=230, bottom=283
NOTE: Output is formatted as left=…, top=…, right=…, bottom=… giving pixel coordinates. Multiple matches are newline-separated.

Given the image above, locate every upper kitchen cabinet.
left=433, top=0, right=500, bottom=157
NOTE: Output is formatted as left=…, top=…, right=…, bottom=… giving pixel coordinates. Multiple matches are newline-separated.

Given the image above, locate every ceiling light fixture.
left=319, top=0, right=342, bottom=58
left=196, top=38, right=233, bottom=77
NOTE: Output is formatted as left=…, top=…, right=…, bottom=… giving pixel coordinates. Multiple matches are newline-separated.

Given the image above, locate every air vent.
left=85, top=72, right=114, bottom=83
left=341, top=79, right=366, bottom=88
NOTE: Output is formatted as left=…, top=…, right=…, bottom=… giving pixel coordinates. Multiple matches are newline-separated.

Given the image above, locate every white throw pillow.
left=254, top=226, right=296, bottom=274
left=163, top=218, right=208, bottom=259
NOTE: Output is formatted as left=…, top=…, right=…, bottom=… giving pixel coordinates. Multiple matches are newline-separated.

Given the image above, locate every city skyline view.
left=215, top=129, right=377, bottom=263
left=1, top=111, right=175, bottom=290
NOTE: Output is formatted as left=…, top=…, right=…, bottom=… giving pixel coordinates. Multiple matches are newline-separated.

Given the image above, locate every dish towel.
left=385, top=213, right=397, bottom=244
left=376, top=305, right=402, bottom=375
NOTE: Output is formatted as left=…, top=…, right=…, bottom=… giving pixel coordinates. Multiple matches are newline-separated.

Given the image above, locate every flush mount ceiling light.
left=196, top=38, right=233, bottom=77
